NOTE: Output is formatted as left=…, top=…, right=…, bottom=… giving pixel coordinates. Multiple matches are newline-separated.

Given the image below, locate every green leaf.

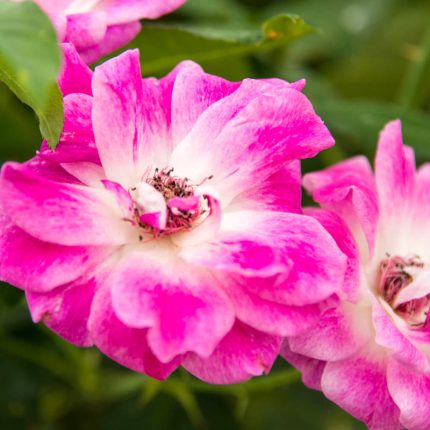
left=127, top=14, right=312, bottom=76
left=313, top=98, right=430, bottom=163
left=0, top=1, right=63, bottom=148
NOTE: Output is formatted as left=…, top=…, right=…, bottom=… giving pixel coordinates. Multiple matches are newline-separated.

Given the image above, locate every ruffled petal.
left=65, top=12, right=107, bottom=50
left=103, top=0, right=186, bottom=24
left=0, top=218, right=112, bottom=293
left=88, top=283, right=180, bottom=380
left=79, top=21, right=141, bottom=64
left=169, top=61, right=239, bottom=145
left=183, top=321, right=281, bottom=384
left=61, top=162, right=105, bottom=187
left=230, top=161, right=302, bottom=214
left=0, top=163, right=133, bottom=246
left=110, top=251, right=235, bottom=362
left=26, top=274, right=99, bottom=346
left=194, top=211, right=346, bottom=307
left=92, top=49, right=143, bottom=186
left=304, top=156, right=379, bottom=257
left=59, top=43, right=93, bottom=96
left=225, top=282, right=326, bottom=337
left=281, top=340, right=325, bottom=390
left=321, top=352, right=401, bottom=430
left=102, top=180, right=134, bottom=218
left=387, top=359, right=430, bottom=430
left=375, top=120, right=416, bottom=220
left=372, top=300, right=430, bottom=373
left=413, top=163, right=430, bottom=221
left=61, top=94, right=95, bottom=144
left=288, top=305, right=372, bottom=361
left=305, top=208, right=361, bottom=302
left=180, top=230, right=288, bottom=278
left=170, top=81, right=334, bottom=205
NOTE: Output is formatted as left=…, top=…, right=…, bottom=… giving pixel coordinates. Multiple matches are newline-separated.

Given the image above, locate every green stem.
left=397, top=24, right=430, bottom=109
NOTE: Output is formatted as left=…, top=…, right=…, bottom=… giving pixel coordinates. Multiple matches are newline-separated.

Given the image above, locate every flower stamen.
left=129, top=167, right=213, bottom=238
left=379, top=255, right=430, bottom=328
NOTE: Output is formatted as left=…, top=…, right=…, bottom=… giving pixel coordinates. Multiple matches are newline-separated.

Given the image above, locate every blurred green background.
left=2, top=0, right=430, bottom=428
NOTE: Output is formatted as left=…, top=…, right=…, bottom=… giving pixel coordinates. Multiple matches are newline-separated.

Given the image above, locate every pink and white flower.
left=283, top=120, right=430, bottom=429
left=0, top=44, right=346, bottom=383
left=32, top=0, right=185, bottom=63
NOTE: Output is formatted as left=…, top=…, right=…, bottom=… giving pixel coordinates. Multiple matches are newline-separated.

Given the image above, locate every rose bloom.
left=283, top=120, right=430, bottom=429
left=31, top=0, right=185, bottom=63
left=0, top=44, right=346, bottom=383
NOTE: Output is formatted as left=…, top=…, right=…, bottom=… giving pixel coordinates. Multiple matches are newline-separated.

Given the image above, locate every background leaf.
left=313, top=98, right=430, bottom=162
left=0, top=0, right=63, bottom=148
left=118, top=14, right=312, bottom=77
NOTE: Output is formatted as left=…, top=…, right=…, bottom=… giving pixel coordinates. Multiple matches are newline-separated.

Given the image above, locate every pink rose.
left=284, top=120, right=430, bottom=430
left=0, top=45, right=345, bottom=383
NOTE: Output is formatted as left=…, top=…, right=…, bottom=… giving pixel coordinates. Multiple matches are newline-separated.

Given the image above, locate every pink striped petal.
left=65, top=12, right=107, bottom=50
left=305, top=208, right=361, bottom=302
left=387, top=359, right=430, bottom=430
left=321, top=353, right=401, bottom=430
left=0, top=218, right=112, bottom=293
left=171, top=83, right=334, bottom=204
left=26, top=274, right=99, bottom=346
left=206, top=211, right=346, bottom=307
left=169, top=61, right=239, bottom=145
left=230, top=161, right=302, bottom=214
left=304, top=156, right=379, bottom=256
left=225, top=283, right=326, bottom=337
left=375, top=120, right=416, bottom=219
left=0, top=163, right=133, bottom=246
left=88, top=283, right=180, bottom=380
left=281, top=340, right=325, bottom=390
left=79, top=21, right=141, bottom=64
left=102, top=180, right=134, bottom=218
left=413, top=163, right=430, bottom=220
left=110, top=252, right=235, bottom=362
left=288, top=305, right=372, bottom=361
left=103, top=0, right=186, bottom=24
left=183, top=321, right=281, bottom=384
left=372, top=300, right=430, bottom=373
left=92, top=50, right=143, bottom=186
left=59, top=43, right=93, bottom=96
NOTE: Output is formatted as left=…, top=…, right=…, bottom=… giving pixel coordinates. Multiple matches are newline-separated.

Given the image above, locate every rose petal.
left=59, top=43, right=93, bottom=96
left=303, top=155, right=379, bottom=257
left=183, top=321, right=281, bottom=384
left=387, top=359, right=430, bottom=430
left=92, top=49, right=143, bottom=186
left=321, top=352, right=401, bottom=430
left=0, top=163, right=133, bottom=246
left=26, top=274, right=99, bottom=346
left=375, top=120, right=416, bottom=220
left=88, top=283, right=180, bottom=379
left=110, top=251, right=235, bottom=362
left=0, top=218, right=112, bottom=293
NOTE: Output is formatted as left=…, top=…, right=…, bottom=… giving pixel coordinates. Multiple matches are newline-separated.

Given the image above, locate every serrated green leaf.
left=125, top=14, right=312, bottom=76
left=0, top=1, right=63, bottom=149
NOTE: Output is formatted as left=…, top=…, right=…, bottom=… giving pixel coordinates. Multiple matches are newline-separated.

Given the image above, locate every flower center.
left=129, top=168, right=212, bottom=238
left=379, top=255, right=430, bottom=328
